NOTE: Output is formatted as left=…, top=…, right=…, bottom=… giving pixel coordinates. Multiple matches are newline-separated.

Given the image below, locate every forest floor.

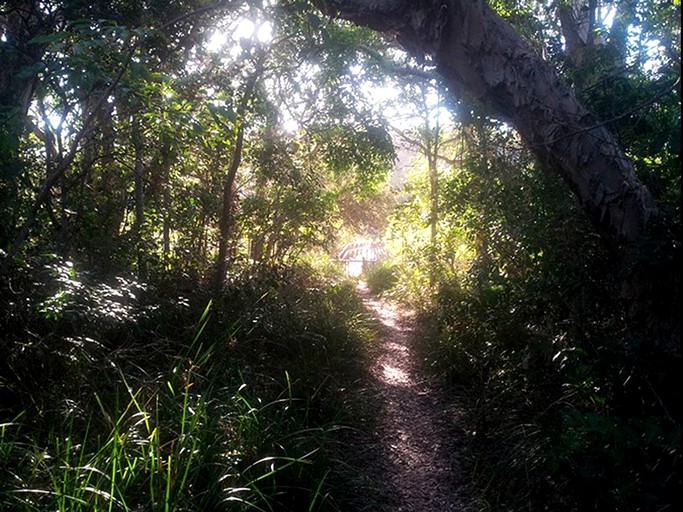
left=353, top=281, right=474, bottom=512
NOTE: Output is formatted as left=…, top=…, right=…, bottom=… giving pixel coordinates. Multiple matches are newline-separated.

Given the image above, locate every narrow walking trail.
left=356, top=281, right=471, bottom=512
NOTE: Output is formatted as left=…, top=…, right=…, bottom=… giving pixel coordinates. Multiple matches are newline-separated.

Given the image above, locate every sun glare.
left=256, top=21, right=273, bottom=43
left=206, top=17, right=273, bottom=55
left=600, top=4, right=616, bottom=29
left=281, top=111, right=299, bottom=134
left=234, top=18, right=255, bottom=40
left=206, top=31, right=227, bottom=53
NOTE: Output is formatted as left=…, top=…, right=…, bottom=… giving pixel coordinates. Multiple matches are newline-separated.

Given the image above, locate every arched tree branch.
left=312, top=0, right=658, bottom=261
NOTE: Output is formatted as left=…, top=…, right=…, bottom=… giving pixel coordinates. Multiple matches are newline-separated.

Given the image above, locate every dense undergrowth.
left=383, top=91, right=680, bottom=510
left=363, top=262, right=398, bottom=297
left=0, top=257, right=381, bottom=511
left=410, top=251, right=681, bottom=512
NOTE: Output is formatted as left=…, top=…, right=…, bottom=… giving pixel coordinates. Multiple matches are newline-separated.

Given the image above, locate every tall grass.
left=0, top=259, right=380, bottom=511
left=415, top=274, right=680, bottom=511
left=362, top=261, right=398, bottom=296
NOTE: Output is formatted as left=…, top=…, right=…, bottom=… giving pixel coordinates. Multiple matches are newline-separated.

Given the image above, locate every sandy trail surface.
left=356, top=281, right=472, bottom=512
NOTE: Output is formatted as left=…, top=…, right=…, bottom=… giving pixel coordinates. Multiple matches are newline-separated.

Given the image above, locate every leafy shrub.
left=363, top=261, right=397, bottom=295
left=417, top=265, right=681, bottom=511
left=0, top=259, right=380, bottom=511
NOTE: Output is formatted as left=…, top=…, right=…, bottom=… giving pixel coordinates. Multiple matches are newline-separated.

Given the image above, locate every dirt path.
left=356, top=281, right=472, bottom=511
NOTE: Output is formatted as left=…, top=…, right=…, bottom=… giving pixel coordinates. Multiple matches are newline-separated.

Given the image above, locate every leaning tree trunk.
left=313, top=0, right=678, bottom=353
left=314, top=0, right=656, bottom=257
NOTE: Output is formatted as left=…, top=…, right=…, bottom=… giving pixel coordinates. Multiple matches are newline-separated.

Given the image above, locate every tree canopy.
left=0, top=0, right=679, bottom=510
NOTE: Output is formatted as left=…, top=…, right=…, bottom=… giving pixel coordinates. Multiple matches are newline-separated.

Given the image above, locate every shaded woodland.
left=0, top=0, right=680, bottom=510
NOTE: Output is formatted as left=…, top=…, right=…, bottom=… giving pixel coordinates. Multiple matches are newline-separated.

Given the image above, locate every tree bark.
left=313, top=0, right=680, bottom=354
left=159, top=138, right=173, bottom=259
left=313, top=0, right=657, bottom=262
left=212, top=57, right=265, bottom=295
left=556, top=2, right=590, bottom=70
left=131, top=116, right=148, bottom=279
left=0, top=0, right=43, bottom=117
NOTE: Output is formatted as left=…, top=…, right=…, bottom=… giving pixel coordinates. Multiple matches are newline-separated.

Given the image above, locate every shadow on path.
left=355, top=281, right=473, bottom=512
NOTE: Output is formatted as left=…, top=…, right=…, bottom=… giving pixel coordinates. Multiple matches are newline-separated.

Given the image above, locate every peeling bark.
left=556, top=2, right=590, bottom=70
left=314, top=0, right=657, bottom=262
left=313, top=0, right=681, bottom=353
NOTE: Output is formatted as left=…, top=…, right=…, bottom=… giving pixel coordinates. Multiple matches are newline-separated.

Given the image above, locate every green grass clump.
left=0, top=259, right=380, bottom=511
left=363, top=261, right=397, bottom=296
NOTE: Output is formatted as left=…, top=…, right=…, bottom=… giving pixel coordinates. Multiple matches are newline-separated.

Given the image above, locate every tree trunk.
left=556, top=3, right=589, bottom=71
left=0, top=0, right=43, bottom=118
left=426, top=100, right=441, bottom=287
left=313, top=0, right=656, bottom=260
left=313, top=0, right=678, bottom=353
left=212, top=58, right=264, bottom=295
left=132, top=116, right=147, bottom=279
left=426, top=99, right=440, bottom=248
left=0, top=40, right=136, bottom=274
left=160, top=140, right=173, bottom=260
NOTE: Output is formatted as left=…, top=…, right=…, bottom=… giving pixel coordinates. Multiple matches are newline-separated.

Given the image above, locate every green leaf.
left=28, top=32, right=70, bottom=45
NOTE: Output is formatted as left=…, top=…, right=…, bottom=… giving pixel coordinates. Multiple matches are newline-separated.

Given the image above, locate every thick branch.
left=314, top=0, right=658, bottom=259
